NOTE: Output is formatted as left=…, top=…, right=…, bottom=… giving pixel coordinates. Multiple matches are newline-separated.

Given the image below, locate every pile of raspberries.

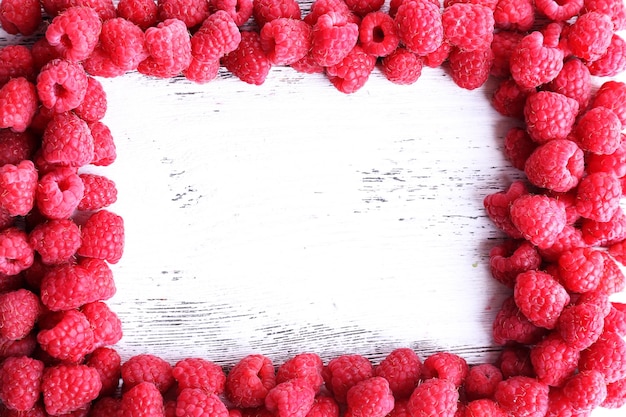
left=0, top=0, right=626, bottom=416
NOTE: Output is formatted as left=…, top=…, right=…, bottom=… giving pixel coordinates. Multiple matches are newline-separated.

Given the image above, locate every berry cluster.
left=0, top=0, right=625, bottom=416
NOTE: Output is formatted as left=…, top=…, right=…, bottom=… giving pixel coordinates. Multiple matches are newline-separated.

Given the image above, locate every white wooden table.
left=2, top=4, right=626, bottom=415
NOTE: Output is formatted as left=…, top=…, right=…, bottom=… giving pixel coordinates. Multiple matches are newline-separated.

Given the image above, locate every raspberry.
left=395, top=0, right=443, bottom=55
left=539, top=225, right=588, bottom=262
left=265, top=379, right=316, bottom=417
left=226, top=354, right=276, bottom=408
left=358, top=12, right=399, bottom=57
left=563, top=370, right=607, bottom=411
left=584, top=0, right=626, bottom=28
left=406, top=378, right=458, bottom=417
left=172, top=357, right=226, bottom=394
left=41, top=0, right=117, bottom=20
left=0, top=289, right=39, bottom=341
left=489, top=240, right=541, bottom=288
left=576, top=172, right=622, bottom=222
left=374, top=348, right=421, bottom=399
left=117, top=0, right=159, bottom=30
left=79, top=257, right=117, bottom=301
left=77, top=210, right=125, bottom=264
left=0, top=356, right=44, bottom=412
left=78, top=174, right=118, bottom=211
left=37, top=309, right=95, bottom=362
left=81, top=301, right=123, bottom=349
left=85, top=347, right=122, bottom=397
left=37, top=59, right=88, bottom=115
left=464, top=364, right=503, bottom=400
left=0, top=159, right=37, bottom=217
left=524, top=91, right=579, bottom=144
left=514, top=270, right=570, bottom=329
left=0, top=228, right=34, bottom=276
left=39, top=263, right=95, bottom=311
left=326, top=45, right=377, bottom=93
left=323, top=354, right=373, bottom=404
left=558, top=247, right=604, bottom=293
left=31, top=38, right=63, bottom=74
left=380, top=48, right=423, bottom=85
left=604, top=302, right=626, bottom=336
left=138, top=19, right=193, bottom=79
left=83, top=48, right=128, bottom=78
left=530, top=333, right=580, bottom=386
left=442, top=4, right=494, bottom=52
left=545, top=58, right=592, bottom=110
left=558, top=302, right=605, bottom=351
left=100, top=18, right=149, bottom=72
left=42, top=112, right=94, bottom=168
left=524, top=139, right=584, bottom=193
left=276, top=353, right=324, bottom=392
left=223, top=31, right=272, bottom=85
left=422, top=352, right=468, bottom=387
left=344, top=377, right=394, bottom=417
left=0, top=77, right=38, bottom=133
left=0, top=333, right=37, bottom=361
left=28, top=219, right=81, bottom=265
left=183, top=58, right=220, bottom=84
left=90, top=121, right=117, bottom=166
left=509, top=194, right=567, bottom=249
left=158, top=0, right=211, bottom=29
left=191, top=10, right=241, bottom=63
left=535, top=0, right=584, bottom=21
left=582, top=208, right=626, bottom=246
left=587, top=139, right=626, bottom=178
left=492, top=79, right=531, bottom=118
left=305, top=395, right=340, bottom=417
left=579, top=331, right=626, bottom=383
left=344, top=0, right=384, bottom=15
left=422, top=40, right=452, bottom=68
left=493, top=0, right=535, bottom=31
left=36, top=167, right=85, bottom=220
left=568, top=11, right=613, bottom=61
left=483, top=180, right=528, bottom=239
left=497, top=346, right=535, bottom=378
left=211, top=0, right=254, bottom=26
left=502, top=128, right=536, bottom=170
left=575, top=107, right=622, bottom=155
left=587, top=33, right=626, bottom=77
left=0, top=0, right=42, bottom=36
left=592, top=81, right=626, bottom=126
left=490, top=31, right=523, bottom=78
left=91, top=397, right=123, bottom=417
left=74, top=77, right=107, bottom=123
left=120, top=382, right=165, bottom=417
left=495, top=376, right=549, bottom=417
left=0, top=45, right=36, bottom=86
left=603, top=378, right=626, bottom=409
left=253, top=0, right=301, bottom=27
left=45, top=7, right=102, bottom=62
left=510, top=31, right=564, bottom=89
left=259, top=18, right=311, bottom=65
left=122, top=354, right=175, bottom=393
left=176, top=388, right=229, bottom=417
left=310, top=12, right=359, bottom=67
left=448, top=47, right=494, bottom=90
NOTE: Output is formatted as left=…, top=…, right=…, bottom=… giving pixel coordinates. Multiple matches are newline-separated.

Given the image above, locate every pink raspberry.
left=36, top=167, right=85, bottom=220
left=120, top=381, right=165, bottom=417
left=497, top=346, right=535, bottom=379
left=306, top=395, right=340, bottom=417
left=587, top=33, right=626, bottom=77
left=558, top=302, right=605, bottom=350
left=374, top=348, right=422, bottom=399
left=117, top=0, right=159, bottom=30
left=37, top=309, right=95, bottom=363
left=603, top=378, right=626, bottom=409
left=74, top=77, right=107, bottom=123
left=45, top=7, right=102, bottom=62
left=0, top=227, right=34, bottom=276
left=0, top=129, right=38, bottom=167
left=0, top=356, right=44, bottom=412
left=83, top=47, right=128, bottom=78
left=422, top=40, right=452, bottom=68
left=191, top=10, right=241, bottom=63
left=380, top=48, right=423, bottom=85
left=78, top=173, right=118, bottom=211
left=90, top=121, right=117, bottom=166
left=592, top=80, right=626, bottom=126
left=586, top=140, right=626, bottom=178
left=310, top=12, right=359, bottom=67
left=77, top=209, right=125, bottom=264
left=535, top=0, right=584, bottom=21
left=539, top=224, right=588, bottom=262
left=0, top=0, right=41, bottom=36
left=604, top=302, right=626, bottom=336
left=448, top=47, right=494, bottom=90
left=464, top=364, right=503, bottom=401
left=0, top=77, right=38, bottom=133
left=253, top=0, right=301, bottom=27
left=28, top=219, right=81, bottom=265
left=545, top=58, right=592, bottom=110
left=122, top=354, right=175, bottom=394
left=576, top=107, right=622, bottom=156
left=172, top=357, right=226, bottom=394
left=524, top=139, right=584, bottom=193
left=223, top=31, right=272, bottom=85
left=39, top=263, right=95, bottom=311
left=138, top=19, right=193, bottom=79
left=291, top=54, right=324, bottom=75
left=41, top=0, right=117, bottom=20
left=0, top=289, right=39, bottom=341
left=260, top=18, right=312, bottom=65
left=183, top=57, right=221, bottom=84
left=509, top=194, right=567, bottom=249
left=211, top=0, right=254, bottom=26
left=37, top=59, right=88, bottom=114
left=493, top=0, right=535, bottom=31
left=79, top=257, right=117, bottom=302
left=0, top=45, right=36, bottom=85
left=226, top=354, right=276, bottom=408
left=584, top=0, right=626, bottom=29
left=406, top=378, right=459, bottom=417
left=265, top=379, right=316, bottom=417
left=344, top=377, right=394, bottom=417
left=0, top=159, right=37, bottom=217
left=495, top=376, right=549, bottom=417
left=85, top=347, right=122, bottom=397
left=395, top=0, right=443, bottom=55
left=523, top=91, right=579, bottom=144
left=490, top=31, right=523, bottom=78
left=326, top=45, right=377, bottom=93
left=568, top=11, right=613, bottom=61
left=81, top=301, right=123, bottom=349
left=502, top=127, right=536, bottom=170
left=100, top=18, right=149, bottom=72
left=442, top=4, right=494, bottom=52
left=41, top=112, right=94, bottom=167
left=323, top=354, right=373, bottom=404
left=158, top=0, right=211, bottom=28
left=576, top=172, right=622, bottom=222
left=358, top=12, right=399, bottom=57
left=579, top=331, right=626, bottom=383
left=489, top=240, right=541, bottom=288
left=422, top=352, right=468, bottom=387
left=514, top=270, right=570, bottom=329
left=563, top=370, right=607, bottom=411
left=276, top=353, right=324, bottom=392
left=530, top=333, right=580, bottom=386
left=581, top=207, right=626, bottom=246
left=483, top=180, right=528, bottom=239
left=510, top=31, right=564, bottom=89
left=558, top=247, right=604, bottom=293
left=344, top=0, right=384, bottom=15
left=176, top=388, right=229, bottom=417
left=491, top=78, right=531, bottom=118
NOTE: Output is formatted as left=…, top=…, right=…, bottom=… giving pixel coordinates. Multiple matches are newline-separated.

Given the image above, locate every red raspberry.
left=81, top=301, right=123, bottom=349
left=0, top=45, right=36, bottom=85
left=265, top=379, right=316, bottom=417
left=422, top=40, right=452, bottom=68
left=604, top=302, right=626, bottom=336
left=448, top=47, right=494, bottom=90
left=576, top=108, right=622, bottom=156
left=37, top=309, right=95, bottom=362
left=587, top=33, right=626, bottom=77
left=502, top=127, right=536, bottom=170
left=539, top=225, right=587, bottom=262
left=85, top=347, right=122, bottom=397
left=0, top=356, right=44, bottom=412
left=576, top=172, right=622, bottom=222
left=530, top=333, right=580, bottom=386
left=493, top=297, right=548, bottom=345
left=380, top=48, right=423, bottom=85
left=344, top=377, right=394, bottom=417
left=73, top=77, right=107, bottom=123
left=211, top=0, right=254, bottom=26
left=326, top=45, right=376, bottom=93
left=442, top=4, right=494, bottom=52
left=78, top=174, right=118, bottom=211
left=514, top=270, right=570, bottom=329
left=603, top=378, right=626, bottom=409
left=395, top=0, right=443, bottom=55
left=260, top=18, right=312, bottom=65
left=41, top=112, right=94, bottom=167
left=493, top=0, right=534, bottom=31
left=172, top=357, right=226, bottom=394
left=41, top=0, right=117, bottom=20
left=276, top=353, right=323, bottom=392
left=29, top=219, right=81, bottom=265
left=558, top=247, right=604, bottom=293
left=310, top=12, right=359, bottom=67
left=524, top=139, right=584, bottom=193
left=464, top=364, right=503, bottom=400
left=489, top=240, right=542, bottom=288
left=586, top=139, right=626, bottom=178
left=37, top=59, right=88, bottom=114
left=223, top=31, right=272, bottom=85
left=584, top=0, right=626, bottom=28
left=510, top=31, right=564, bottom=89
left=358, top=12, right=398, bottom=57
left=305, top=395, right=340, bottom=417
left=191, top=10, right=241, bottom=63
left=0, top=159, right=37, bottom=217
left=0, top=0, right=41, bottom=36
left=592, top=81, right=626, bottom=126
left=138, top=19, right=193, bottom=79
left=176, top=388, right=229, bottom=417
left=91, top=397, right=123, bottom=417
left=497, top=346, right=535, bottom=379
left=579, top=331, right=626, bottom=383
left=581, top=207, right=626, bottom=246
left=568, top=11, right=613, bottom=61
left=495, top=376, right=549, bottom=417
left=120, top=381, right=165, bottom=417
left=509, top=194, right=567, bottom=249
left=422, top=352, right=468, bottom=387
left=343, top=0, right=384, bottom=15
left=83, top=47, right=128, bottom=78
left=323, top=354, right=373, bottom=404
left=0, top=289, right=39, bottom=341
left=524, top=91, right=579, bottom=144
left=0, top=228, right=34, bottom=276
left=183, top=58, right=220, bottom=84
left=31, top=38, right=63, bottom=74
left=77, top=210, right=125, bottom=264
left=558, top=302, right=605, bottom=350
left=99, top=18, right=148, bottom=72
left=90, top=121, right=117, bottom=166
left=535, top=0, right=584, bottom=21
left=117, top=0, right=159, bottom=30
left=226, top=354, right=276, bottom=408
left=545, top=58, right=592, bottom=110
left=483, top=180, right=528, bottom=239
left=492, top=79, right=531, bottom=118
left=374, top=348, right=421, bottom=399
left=36, top=167, right=85, bottom=220
left=563, top=370, right=607, bottom=411
left=40, top=263, right=95, bottom=311
left=45, top=7, right=102, bottom=62
left=158, top=0, right=211, bottom=28
left=490, top=31, right=523, bottom=78
left=253, top=0, right=302, bottom=27
left=79, top=257, right=117, bottom=302
left=0, top=77, right=38, bottom=133
left=406, top=378, right=459, bottom=417
left=122, top=354, right=175, bottom=394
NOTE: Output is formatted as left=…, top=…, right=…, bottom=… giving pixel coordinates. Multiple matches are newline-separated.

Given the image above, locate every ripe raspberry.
left=120, top=381, right=165, bottom=417
left=176, top=388, right=229, bottom=417
left=514, top=270, right=570, bottom=329
left=490, top=240, right=541, bottom=288
left=276, top=353, right=323, bottom=392
left=490, top=31, right=523, bottom=78
left=85, top=347, right=122, bottom=397
left=223, top=31, right=272, bottom=85
left=99, top=18, right=148, bottom=72
left=510, top=194, right=567, bottom=249
left=183, top=57, right=220, bottom=84
left=562, top=370, right=607, bottom=411
left=310, top=12, right=359, bottom=67
left=37, top=59, right=88, bottom=115
left=502, top=127, right=536, bottom=170
left=191, top=10, right=241, bottom=63
left=79, top=257, right=117, bottom=301
left=0, top=159, right=37, bottom=217
left=545, top=58, right=592, bottom=110
left=592, top=81, right=626, bottom=126
left=579, top=331, right=626, bottom=383
left=535, top=0, right=584, bottom=21
left=568, top=11, right=613, bottom=61
left=442, top=4, right=494, bottom=52
left=40, top=263, right=95, bottom=311
left=138, top=19, right=193, bottom=79
left=323, top=354, right=373, bottom=404
left=264, top=379, right=316, bottom=417
left=90, top=121, right=117, bottom=166
left=29, top=219, right=81, bottom=265
left=582, top=208, right=626, bottom=246
left=539, top=225, right=588, bottom=262
left=117, top=0, right=159, bottom=30
left=492, top=78, right=531, bottom=118
left=358, top=12, right=399, bottom=57
left=36, top=167, right=85, bottom=220
left=510, top=31, right=564, bottom=89
left=306, top=395, right=340, bottom=417
left=464, top=364, right=503, bottom=400
left=603, top=378, right=626, bottom=409
left=448, top=47, right=494, bottom=90
left=0, top=228, right=34, bottom=276
left=91, top=397, right=123, bottom=417
left=77, top=210, right=125, bottom=264
left=211, top=0, right=254, bottom=26
left=122, top=354, right=175, bottom=394
left=577, top=108, right=622, bottom=156
left=253, top=0, right=302, bottom=27
left=530, top=333, right=580, bottom=386
left=576, top=172, right=622, bottom=222
left=0, top=356, right=44, bottom=412
left=524, top=91, right=579, bottom=144
left=524, top=139, right=584, bottom=193
left=493, top=0, right=534, bottom=31
left=495, top=376, right=549, bottom=417
left=83, top=47, right=128, bottom=78
left=260, top=18, right=311, bottom=65
left=0, top=45, right=36, bottom=85
left=497, top=346, right=535, bottom=378
left=586, top=139, right=626, bottom=178
left=82, top=301, right=123, bottom=349
left=0, top=289, right=39, bottom=341
left=37, top=309, right=95, bottom=362
left=45, top=7, right=102, bottom=62
left=422, top=40, right=452, bottom=68
left=483, top=180, right=528, bottom=239
left=380, top=48, right=423, bottom=85
left=172, top=357, right=226, bottom=394
left=41, top=112, right=94, bottom=167
left=395, top=0, right=443, bottom=55
left=326, top=45, right=376, bottom=93
left=374, top=348, right=421, bottom=399
left=422, top=352, right=468, bottom=387
left=78, top=174, right=118, bottom=212
left=558, top=302, right=605, bottom=351
left=0, top=77, right=38, bottom=133
left=41, top=0, right=117, bottom=20
left=42, top=365, right=101, bottom=416
left=344, top=377, right=394, bottom=417
left=158, top=0, right=211, bottom=28
left=0, top=0, right=41, bottom=36
left=406, top=378, right=458, bottom=417
left=604, top=302, right=626, bottom=336
left=226, top=354, right=276, bottom=408
left=587, top=33, right=626, bottom=77
left=558, top=247, right=604, bottom=293
left=74, top=77, right=107, bottom=123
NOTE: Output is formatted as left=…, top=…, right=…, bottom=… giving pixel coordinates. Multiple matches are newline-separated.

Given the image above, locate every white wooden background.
left=2, top=3, right=626, bottom=415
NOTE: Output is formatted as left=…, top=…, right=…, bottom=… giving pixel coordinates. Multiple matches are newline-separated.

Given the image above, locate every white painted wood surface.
left=2, top=3, right=626, bottom=415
